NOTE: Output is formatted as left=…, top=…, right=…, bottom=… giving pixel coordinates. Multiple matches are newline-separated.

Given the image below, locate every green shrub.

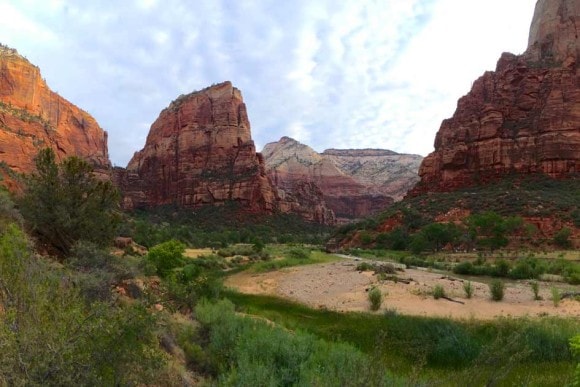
left=551, top=287, right=561, bottom=307
left=463, top=281, right=474, bottom=299
left=368, top=287, right=383, bottom=311
left=433, top=284, right=446, bottom=299
left=286, top=247, right=311, bottom=260
left=494, top=259, right=511, bottom=277
left=195, top=299, right=398, bottom=385
left=489, top=279, right=505, bottom=301
left=553, top=227, right=572, bottom=248
left=356, top=262, right=374, bottom=271
left=453, top=261, right=475, bottom=275
left=531, top=281, right=541, bottom=300
left=146, top=239, right=186, bottom=277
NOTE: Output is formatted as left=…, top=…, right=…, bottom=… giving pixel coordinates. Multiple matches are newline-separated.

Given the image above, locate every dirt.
left=225, top=260, right=580, bottom=320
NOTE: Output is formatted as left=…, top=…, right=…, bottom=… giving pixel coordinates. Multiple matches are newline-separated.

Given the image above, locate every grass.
left=248, top=250, right=339, bottom=273
left=463, top=281, right=474, bottom=299
left=367, top=287, right=382, bottom=311
left=432, top=284, right=446, bottom=299
left=490, top=280, right=505, bottom=301
left=223, top=290, right=579, bottom=384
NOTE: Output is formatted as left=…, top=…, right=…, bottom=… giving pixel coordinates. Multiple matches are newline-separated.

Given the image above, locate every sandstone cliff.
left=411, top=0, right=580, bottom=194
left=262, top=137, right=422, bottom=220
left=0, top=44, right=111, bottom=186
left=118, top=82, right=277, bottom=213
left=118, top=82, right=334, bottom=223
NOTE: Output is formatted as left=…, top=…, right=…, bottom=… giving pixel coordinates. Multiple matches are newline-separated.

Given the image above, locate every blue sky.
left=0, top=0, right=535, bottom=166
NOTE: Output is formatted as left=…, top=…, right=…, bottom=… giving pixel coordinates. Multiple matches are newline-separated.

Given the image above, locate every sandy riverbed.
left=225, top=261, right=580, bottom=320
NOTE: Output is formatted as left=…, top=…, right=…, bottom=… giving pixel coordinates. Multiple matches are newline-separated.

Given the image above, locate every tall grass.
left=224, top=290, right=579, bottom=378
left=195, top=299, right=402, bottom=386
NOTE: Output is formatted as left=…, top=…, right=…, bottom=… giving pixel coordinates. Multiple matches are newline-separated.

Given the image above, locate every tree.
left=146, top=239, right=186, bottom=277
left=19, top=148, right=120, bottom=256
left=419, top=223, right=462, bottom=252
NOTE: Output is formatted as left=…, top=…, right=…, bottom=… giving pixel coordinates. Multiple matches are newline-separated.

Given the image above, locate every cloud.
left=0, top=0, right=535, bottom=165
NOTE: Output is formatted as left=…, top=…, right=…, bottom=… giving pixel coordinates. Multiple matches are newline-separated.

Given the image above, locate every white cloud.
left=0, top=0, right=537, bottom=165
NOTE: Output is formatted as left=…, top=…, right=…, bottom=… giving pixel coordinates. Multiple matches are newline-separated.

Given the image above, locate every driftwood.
left=561, top=291, right=580, bottom=300
left=441, top=296, right=465, bottom=305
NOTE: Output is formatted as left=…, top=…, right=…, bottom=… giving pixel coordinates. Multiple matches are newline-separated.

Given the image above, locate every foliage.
left=570, top=335, right=580, bottom=387
left=128, top=203, right=333, bottom=248
left=146, top=239, right=186, bottom=277
left=418, top=222, right=462, bottom=252
left=433, top=284, right=446, bottom=299
left=195, top=299, right=398, bottom=386
left=531, top=281, right=540, bottom=300
left=463, top=281, right=474, bottom=299
left=367, top=287, right=382, bottom=311
left=553, top=227, right=572, bottom=248
left=226, top=291, right=579, bottom=376
left=286, top=246, right=311, bottom=260
left=0, top=223, right=167, bottom=385
left=551, top=287, right=561, bottom=307
left=489, top=280, right=505, bottom=301
left=18, top=148, right=120, bottom=256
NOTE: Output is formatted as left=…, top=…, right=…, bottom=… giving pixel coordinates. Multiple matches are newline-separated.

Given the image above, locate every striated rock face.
left=412, top=0, right=580, bottom=195
left=263, top=137, right=422, bottom=221
left=0, top=45, right=110, bottom=186
left=118, top=82, right=278, bottom=213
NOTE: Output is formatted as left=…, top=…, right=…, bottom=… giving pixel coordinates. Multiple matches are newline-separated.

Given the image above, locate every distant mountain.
left=262, top=136, right=422, bottom=221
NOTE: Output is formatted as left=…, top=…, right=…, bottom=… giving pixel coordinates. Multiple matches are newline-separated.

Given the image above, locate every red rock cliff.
left=118, top=82, right=278, bottom=213
left=411, top=0, right=580, bottom=194
left=0, top=45, right=110, bottom=185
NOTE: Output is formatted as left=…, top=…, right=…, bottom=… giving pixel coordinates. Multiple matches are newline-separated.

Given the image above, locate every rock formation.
left=117, top=82, right=277, bottom=213
left=411, top=0, right=580, bottom=195
left=262, top=137, right=422, bottom=221
left=0, top=44, right=110, bottom=186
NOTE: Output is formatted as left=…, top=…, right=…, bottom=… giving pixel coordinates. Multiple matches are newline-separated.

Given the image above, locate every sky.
left=0, top=0, right=536, bottom=167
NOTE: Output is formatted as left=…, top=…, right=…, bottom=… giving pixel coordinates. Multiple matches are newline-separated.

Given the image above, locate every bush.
left=551, top=287, right=561, bottom=307
left=286, top=247, right=311, bottom=260
left=553, top=227, right=572, bottom=248
left=356, top=262, right=374, bottom=271
left=531, top=281, right=540, bottom=300
left=368, top=287, right=383, bottom=311
left=453, top=261, right=475, bottom=275
left=147, top=240, right=186, bottom=277
left=463, top=281, right=474, bottom=299
left=489, top=280, right=505, bottom=301
left=433, top=284, right=446, bottom=299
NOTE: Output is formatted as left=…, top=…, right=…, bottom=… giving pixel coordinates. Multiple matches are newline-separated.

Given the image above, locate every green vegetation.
left=432, top=284, right=446, bottom=299
left=226, top=291, right=578, bottom=384
left=490, top=279, right=505, bottom=301
left=146, top=239, right=186, bottom=277
left=531, top=281, right=541, bottom=300
left=571, top=335, right=580, bottom=386
left=19, top=148, right=120, bottom=256
left=195, top=299, right=399, bottom=386
left=0, top=224, right=168, bottom=385
left=463, top=281, right=474, bottom=299
left=127, top=203, right=333, bottom=248
left=551, top=287, right=561, bottom=307
left=367, top=287, right=382, bottom=311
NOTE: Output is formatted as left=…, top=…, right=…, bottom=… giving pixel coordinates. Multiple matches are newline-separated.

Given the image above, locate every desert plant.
left=286, top=247, right=311, bottom=260
left=368, top=286, right=383, bottom=311
left=433, top=284, right=446, bottom=300
left=551, top=287, right=561, bottom=307
left=489, top=279, right=504, bottom=301
left=531, top=281, right=541, bottom=300
left=463, top=281, right=474, bottom=299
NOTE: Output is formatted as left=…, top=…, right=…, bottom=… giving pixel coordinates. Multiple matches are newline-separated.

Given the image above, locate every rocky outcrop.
left=0, top=44, right=110, bottom=186
left=263, top=137, right=422, bottom=221
left=117, top=82, right=278, bottom=213
left=411, top=0, right=580, bottom=195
